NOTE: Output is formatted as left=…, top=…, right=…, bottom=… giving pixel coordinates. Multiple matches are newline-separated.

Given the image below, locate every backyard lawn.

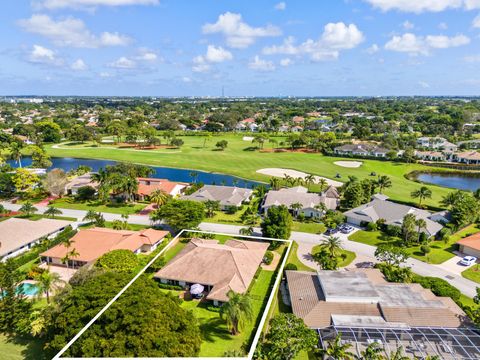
left=0, top=334, right=47, bottom=360
left=46, top=134, right=455, bottom=208
left=50, top=197, right=147, bottom=215
left=348, top=228, right=476, bottom=264
left=286, top=241, right=315, bottom=272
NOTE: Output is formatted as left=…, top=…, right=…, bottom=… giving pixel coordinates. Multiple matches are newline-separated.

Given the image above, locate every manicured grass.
left=50, top=197, right=146, bottom=215
left=207, top=207, right=247, bottom=225
left=349, top=230, right=457, bottom=264
left=46, top=134, right=454, bottom=208
left=311, top=246, right=356, bottom=267
left=449, top=224, right=480, bottom=242
left=14, top=214, right=77, bottom=222
left=292, top=221, right=326, bottom=234
left=462, top=265, right=480, bottom=284
left=286, top=241, right=315, bottom=272
left=162, top=241, right=188, bottom=263
left=79, top=221, right=149, bottom=231
left=458, top=294, right=478, bottom=309
left=0, top=334, right=47, bottom=360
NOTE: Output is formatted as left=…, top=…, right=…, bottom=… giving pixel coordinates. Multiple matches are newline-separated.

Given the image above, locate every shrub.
left=437, top=227, right=451, bottom=241
left=224, top=205, right=238, bottom=214
left=157, top=283, right=184, bottom=291
left=284, top=263, right=298, bottom=271
left=75, top=186, right=97, bottom=201
left=149, top=256, right=166, bottom=272
left=412, top=275, right=461, bottom=301
left=95, top=250, right=139, bottom=272
left=420, top=245, right=431, bottom=255
left=366, top=222, right=378, bottom=231
left=206, top=305, right=221, bottom=312
left=264, top=251, right=274, bottom=265
left=385, top=225, right=402, bottom=237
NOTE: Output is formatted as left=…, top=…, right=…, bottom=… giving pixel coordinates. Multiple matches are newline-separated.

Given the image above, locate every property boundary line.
left=54, top=229, right=292, bottom=360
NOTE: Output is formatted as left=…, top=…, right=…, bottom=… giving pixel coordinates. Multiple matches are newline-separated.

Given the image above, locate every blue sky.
left=1, top=0, right=480, bottom=96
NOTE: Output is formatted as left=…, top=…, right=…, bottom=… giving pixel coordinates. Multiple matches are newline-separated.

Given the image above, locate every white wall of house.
left=459, top=245, right=480, bottom=258
left=346, top=216, right=363, bottom=226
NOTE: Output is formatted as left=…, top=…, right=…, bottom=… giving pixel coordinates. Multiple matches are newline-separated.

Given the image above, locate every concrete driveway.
left=435, top=251, right=476, bottom=275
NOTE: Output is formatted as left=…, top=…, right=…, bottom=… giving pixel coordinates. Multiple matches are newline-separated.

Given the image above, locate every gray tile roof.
left=263, top=186, right=339, bottom=211
left=181, top=185, right=253, bottom=207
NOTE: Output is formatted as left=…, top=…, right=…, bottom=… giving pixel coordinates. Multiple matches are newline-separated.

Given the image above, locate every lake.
left=7, top=157, right=263, bottom=189
left=416, top=172, right=480, bottom=192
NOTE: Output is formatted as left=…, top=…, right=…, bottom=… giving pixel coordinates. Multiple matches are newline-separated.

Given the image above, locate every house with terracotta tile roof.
left=154, top=238, right=268, bottom=305
left=40, top=227, right=169, bottom=268
left=135, top=178, right=188, bottom=201
left=457, top=233, right=480, bottom=258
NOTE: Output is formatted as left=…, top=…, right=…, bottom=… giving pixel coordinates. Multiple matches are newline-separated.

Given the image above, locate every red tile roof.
left=457, top=233, right=480, bottom=251
left=136, top=178, right=186, bottom=196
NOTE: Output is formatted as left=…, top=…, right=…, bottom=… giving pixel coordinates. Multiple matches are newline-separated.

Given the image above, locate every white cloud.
left=108, top=56, right=136, bottom=69
left=248, top=55, right=275, bottom=71
left=403, top=20, right=415, bottom=30
left=364, top=0, right=480, bottom=12
left=18, top=14, right=131, bottom=48
left=71, top=58, right=87, bottom=71
left=37, top=0, right=158, bottom=10
left=182, top=76, right=192, bottom=83
left=384, top=33, right=470, bottom=55
left=438, top=22, right=448, bottom=29
left=275, top=2, right=286, bottom=10
left=418, top=81, right=430, bottom=88
left=473, top=14, right=480, bottom=27
left=99, top=71, right=113, bottom=78
left=262, top=23, right=364, bottom=61
left=202, top=12, right=281, bottom=48
left=28, top=44, right=63, bottom=65
left=366, top=44, right=379, bottom=54
left=192, top=45, right=233, bottom=73
left=464, top=54, right=480, bottom=62
left=280, top=58, right=293, bottom=66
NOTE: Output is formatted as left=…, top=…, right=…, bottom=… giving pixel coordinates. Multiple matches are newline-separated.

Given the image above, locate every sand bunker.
left=256, top=168, right=343, bottom=187
left=334, top=161, right=363, bottom=168
left=242, top=136, right=254, bottom=141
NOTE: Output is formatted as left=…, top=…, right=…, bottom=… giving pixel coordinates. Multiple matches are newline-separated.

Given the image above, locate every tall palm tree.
left=19, top=202, right=37, bottom=217
left=220, top=291, right=253, bottom=335
left=290, top=202, right=303, bottom=218
left=410, top=186, right=432, bottom=207
left=44, top=206, right=62, bottom=219
left=83, top=210, right=97, bottom=223
left=9, top=142, right=23, bottom=168
left=189, top=171, right=199, bottom=184
left=319, top=236, right=343, bottom=259
left=440, top=191, right=460, bottom=208
left=318, top=178, right=328, bottom=193
left=120, top=176, right=139, bottom=202
left=269, top=177, right=281, bottom=190
left=376, top=175, right=392, bottom=194
left=317, top=334, right=354, bottom=360
left=205, top=200, right=220, bottom=218
left=415, top=218, right=427, bottom=238
left=305, top=174, right=316, bottom=190
left=150, top=189, right=171, bottom=208
left=35, top=269, right=65, bottom=303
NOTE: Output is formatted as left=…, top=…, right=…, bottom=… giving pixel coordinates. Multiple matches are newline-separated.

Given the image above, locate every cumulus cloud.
left=275, top=2, right=286, bottom=10
left=364, top=0, right=480, bottom=13
left=108, top=56, right=136, bottom=69
left=202, top=12, right=281, bottom=48
left=280, top=58, right=293, bottom=66
left=18, top=14, right=131, bottom=48
left=366, top=44, right=379, bottom=54
left=418, top=81, right=430, bottom=88
left=248, top=55, right=275, bottom=71
left=384, top=33, right=470, bottom=55
left=28, top=44, right=63, bottom=65
left=192, top=45, right=233, bottom=73
left=71, top=58, right=87, bottom=71
left=36, top=0, right=158, bottom=10
left=403, top=20, right=415, bottom=30
left=262, top=22, right=364, bottom=61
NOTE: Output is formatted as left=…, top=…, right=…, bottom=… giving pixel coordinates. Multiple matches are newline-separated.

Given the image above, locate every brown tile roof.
left=457, top=233, right=480, bottom=251
left=154, top=238, right=268, bottom=302
left=286, top=269, right=468, bottom=329
left=40, top=227, right=168, bottom=263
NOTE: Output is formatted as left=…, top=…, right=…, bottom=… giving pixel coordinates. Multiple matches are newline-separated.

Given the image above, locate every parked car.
left=325, top=228, right=339, bottom=235
left=340, top=224, right=354, bottom=234
left=460, top=256, right=477, bottom=266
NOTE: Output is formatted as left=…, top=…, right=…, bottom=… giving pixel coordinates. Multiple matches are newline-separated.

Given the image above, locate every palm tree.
left=189, top=171, right=199, bottom=184
left=318, top=178, right=328, bottom=193
left=359, top=342, right=384, bottom=360
left=19, top=202, right=37, bottom=217
left=314, top=203, right=327, bottom=217
left=440, top=191, right=460, bottom=208
left=120, top=176, right=138, bottom=202
left=290, top=202, right=303, bottom=218
left=9, top=142, right=23, bottom=168
left=317, top=333, right=354, bottom=360
left=410, top=186, right=432, bottom=207
left=44, top=206, right=62, bottom=219
left=384, top=346, right=409, bottom=360
left=35, top=269, right=65, bottom=303
left=239, top=226, right=254, bottom=236
left=305, top=174, right=316, bottom=190
left=376, top=175, right=392, bottom=194
left=205, top=200, right=220, bottom=218
left=220, top=291, right=253, bottom=335
left=150, top=189, right=171, bottom=208
left=269, top=177, right=281, bottom=190
left=83, top=210, right=97, bottom=223
left=415, top=218, right=427, bottom=240
left=319, top=236, right=343, bottom=259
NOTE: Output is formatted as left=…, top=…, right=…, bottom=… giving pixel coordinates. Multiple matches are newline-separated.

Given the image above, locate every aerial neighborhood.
left=2, top=96, right=480, bottom=358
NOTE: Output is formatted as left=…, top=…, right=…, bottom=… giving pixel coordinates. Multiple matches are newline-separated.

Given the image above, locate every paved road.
left=3, top=202, right=478, bottom=298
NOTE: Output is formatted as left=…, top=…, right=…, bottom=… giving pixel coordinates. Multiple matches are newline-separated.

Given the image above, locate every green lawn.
left=79, top=221, right=149, bottom=231
left=207, top=207, right=249, bottom=226
left=162, top=240, right=188, bottom=263
left=0, top=334, right=48, bottom=360
left=50, top=197, right=147, bottom=215
left=286, top=241, right=315, bottom=272
left=462, top=265, right=480, bottom=284
left=311, top=246, right=356, bottom=267
left=14, top=214, right=77, bottom=222
left=292, top=221, right=326, bottom=234
left=46, top=134, right=455, bottom=208
left=349, top=230, right=461, bottom=264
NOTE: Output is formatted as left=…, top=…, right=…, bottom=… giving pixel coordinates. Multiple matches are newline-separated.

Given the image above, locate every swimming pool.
left=16, top=282, right=40, bottom=296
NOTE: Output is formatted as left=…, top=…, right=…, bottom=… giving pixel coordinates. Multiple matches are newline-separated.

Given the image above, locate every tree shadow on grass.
left=199, top=317, right=232, bottom=343
left=2, top=333, right=50, bottom=360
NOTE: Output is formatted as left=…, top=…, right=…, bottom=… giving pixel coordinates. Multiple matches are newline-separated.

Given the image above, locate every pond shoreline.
left=407, top=169, right=480, bottom=192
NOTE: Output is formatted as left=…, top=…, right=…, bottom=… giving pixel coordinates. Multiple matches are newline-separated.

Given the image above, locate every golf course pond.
left=415, top=172, right=480, bottom=192
left=7, top=157, right=263, bottom=189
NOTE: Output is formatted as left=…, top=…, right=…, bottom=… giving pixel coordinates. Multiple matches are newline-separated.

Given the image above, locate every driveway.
left=434, top=251, right=476, bottom=275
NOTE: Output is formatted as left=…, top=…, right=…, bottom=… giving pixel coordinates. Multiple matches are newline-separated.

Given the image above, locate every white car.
left=460, top=256, right=477, bottom=266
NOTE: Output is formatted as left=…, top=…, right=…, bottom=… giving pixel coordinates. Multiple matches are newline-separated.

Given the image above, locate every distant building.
left=453, top=151, right=480, bottom=165
left=65, top=172, right=99, bottom=196
left=262, top=186, right=339, bottom=218
left=334, top=144, right=390, bottom=158
left=136, top=178, right=188, bottom=201
left=1, top=218, right=72, bottom=260
left=155, top=238, right=268, bottom=306
left=416, top=137, right=458, bottom=152
left=343, top=194, right=443, bottom=237
left=181, top=185, right=253, bottom=210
